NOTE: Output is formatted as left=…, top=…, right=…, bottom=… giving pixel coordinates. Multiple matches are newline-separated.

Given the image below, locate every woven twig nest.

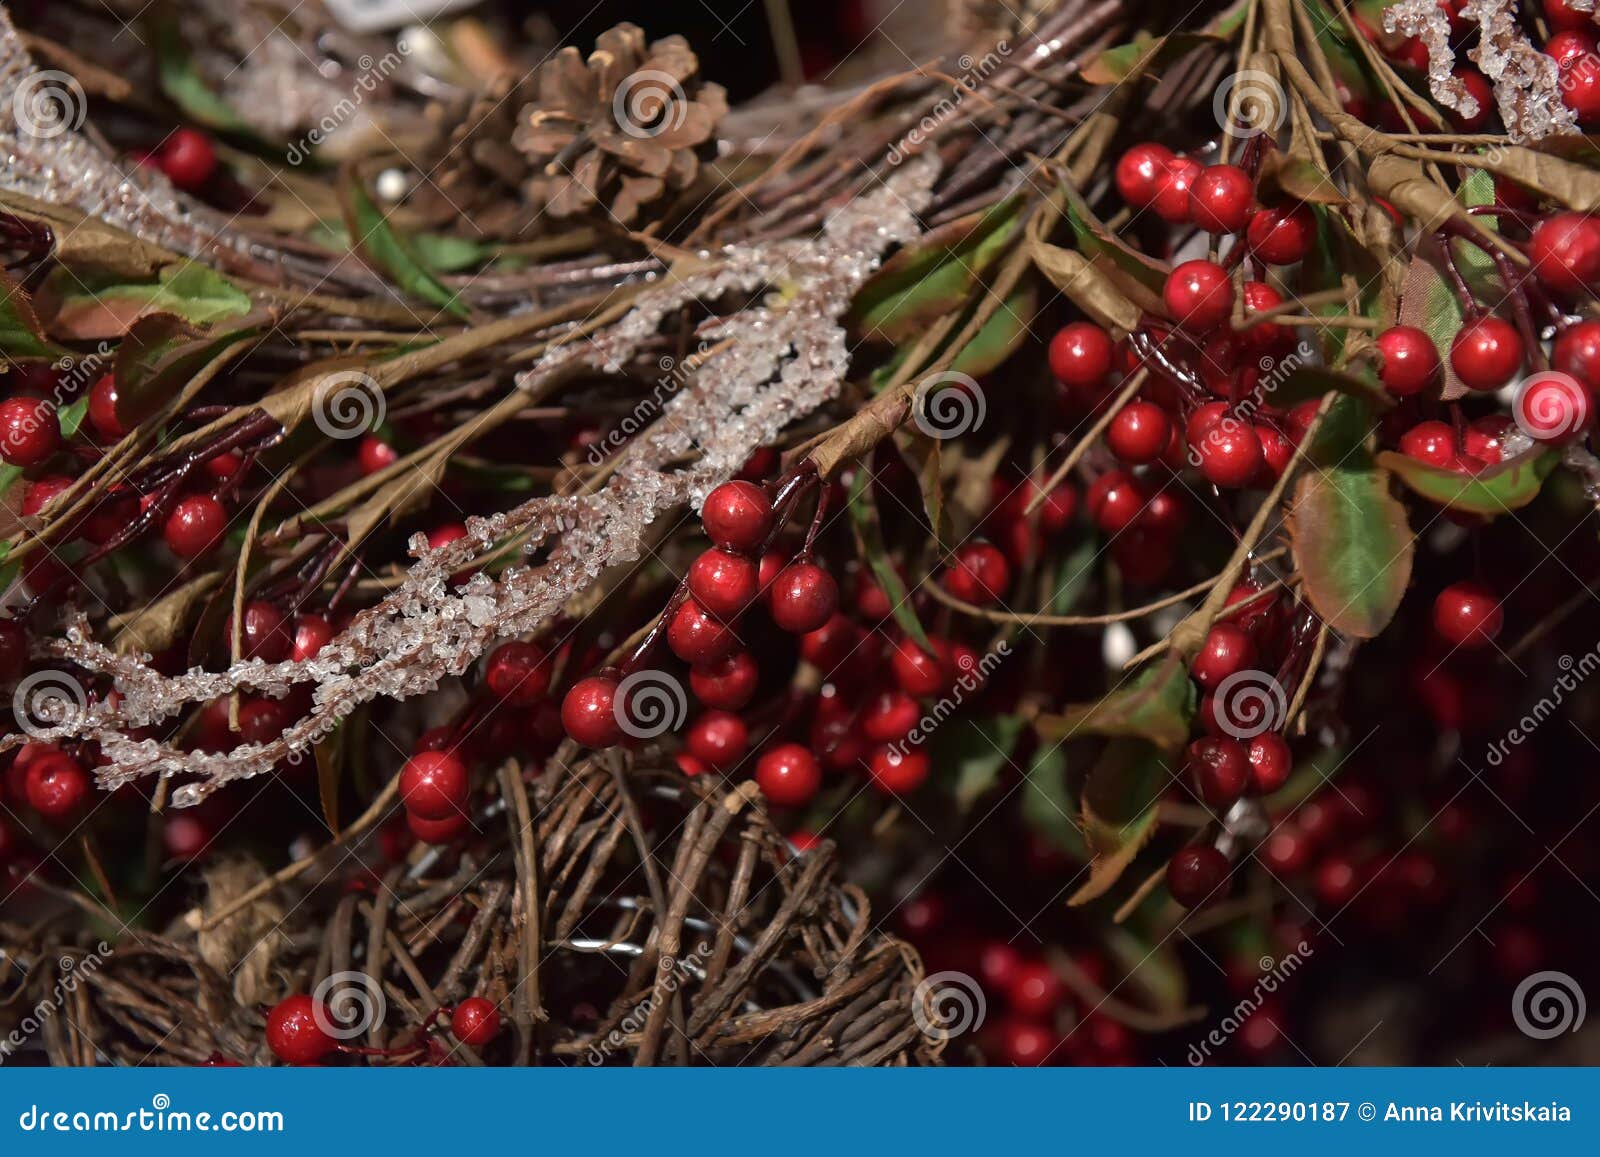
left=3, top=754, right=938, bottom=1066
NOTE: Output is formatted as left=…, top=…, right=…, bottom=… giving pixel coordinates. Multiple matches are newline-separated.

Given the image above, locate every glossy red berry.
left=230, top=600, right=292, bottom=663
left=1245, top=204, right=1314, bottom=265
left=685, top=710, right=749, bottom=771
left=1086, top=470, right=1148, bottom=534
left=690, top=650, right=759, bottom=710
left=20, top=476, right=71, bottom=518
left=1114, top=142, right=1173, bottom=207
left=1167, top=845, right=1230, bottom=908
left=1007, top=960, right=1065, bottom=1017
left=688, top=548, right=760, bottom=620
left=451, top=997, right=501, bottom=1047
left=942, top=542, right=1011, bottom=606
left=399, top=750, right=469, bottom=820
left=867, top=744, right=929, bottom=795
left=1106, top=401, right=1172, bottom=465
left=1194, top=418, right=1263, bottom=487
left=890, top=636, right=951, bottom=697
left=25, top=753, right=89, bottom=821
left=1448, top=68, right=1493, bottom=131
left=1529, top=212, right=1600, bottom=295
left=1313, top=854, right=1362, bottom=908
left=1399, top=420, right=1462, bottom=469
left=1152, top=156, right=1202, bottom=223
left=485, top=640, right=551, bottom=704
left=861, top=689, right=920, bottom=743
left=1451, top=317, right=1524, bottom=392
left=1261, top=824, right=1313, bottom=875
left=265, top=995, right=336, bottom=1065
left=1191, top=622, right=1256, bottom=690
left=667, top=598, right=740, bottom=663
left=408, top=811, right=468, bottom=845
left=88, top=373, right=126, bottom=442
left=0, top=397, right=60, bottom=467
left=1547, top=0, right=1597, bottom=32
left=998, top=1018, right=1058, bottom=1066
left=1189, top=164, right=1253, bottom=234
left=1375, top=325, right=1441, bottom=396
left=1047, top=322, right=1114, bottom=389
left=292, top=614, right=334, bottom=661
left=1554, top=40, right=1600, bottom=123
left=164, top=494, right=227, bottom=558
left=1433, top=582, right=1503, bottom=649
left=755, top=743, right=822, bottom=807
left=768, top=562, right=838, bottom=633
left=800, top=612, right=863, bottom=671
left=1554, top=320, right=1600, bottom=386
left=157, top=127, right=218, bottom=192
left=702, top=481, right=773, bottom=552
left=357, top=435, right=399, bottom=476
left=561, top=676, right=622, bottom=747
left=1187, top=736, right=1250, bottom=809
left=1163, top=260, right=1234, bottom=331
left=1548, top=29, right=1599, bottom=68
left=1246, top=733, right=1292, bottom=795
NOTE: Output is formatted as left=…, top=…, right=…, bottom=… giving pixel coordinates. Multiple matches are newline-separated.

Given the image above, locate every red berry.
left=265, top=995, right=336, bottom=1065
left=451, top=997, right=501, bottom=1047
left=998, top=1018, right=1058, bottom=1066
left=1188, top=164, right=1254, bottom=234
left=21, top=476, right=72, bottom=518
left=408, top=811, right=468, bottom=845
left=163, top=495, right=228, bottom=558
left=690, top=650, right=759, bottom=710
left=1449, top=68, right=1494, bottom=130
left=685, top=710, right=749, bottom=771
left=1255, top=423, right=1294, bottom=480
left=1086, top=469, right=1148, bottom=534
left=1106, top=401, right=1172, bottom=465
left=157, top=127, right=218, bottom=192
left=688, top=548, right=760, bottom=620
left=1516, top=370, right=1591, bottom=442
left=1194, top=417, right=1263, bottom=487
left=1114, top=142, right=1173, bottom=207
left=1167, top=845, right=1230, bottom=908
left=88, top=373, right=126, bottom=442
left=942, top=542, right=1011, bottom=606
left=0, top=397, right=60, bottom=467
left=800, top=612, right=863, bottom=671
left=867, top=744, right=930, bottom=794
left=1313, top=854, right=1362, bottom=908
left=292, top=614, right=335, bottom=661
left=702, top=481, right=773, bottom=552
left=1375, top=325, right=1441, bottom=396
left=978, top=941, right=1023, bottom=989
left=399, top=750, right=469, bottom=820
left=1048, top=322, right=1114, bottom=389
left=1465, top=414, right=1513, bottom=462
left=768, top=562, right=839, bottom=633
left=1547, top=0, right=1597, bottom=33
left=163, top=813, right=213, bottom=862
left=1399, top=420, right=1462, bottom=469
left=1554, top=320, right=1600, bottom=386
left=1246, top=733, right=1292, bottom=795
left=1191, top=622, right=1256, bottom=690
left=1433, top=581, right=1503, bottom=649
left=229, top=600, right=292, bottom=663
left=236, top=695, right=290, bottom=746
left=1239, top=281, right=1289, bottom=356
left=204, top=450, right=244, bottom=481
left=1261, top=824, right=1313, bottom=875
left=1554, top=40, right=1600, bottom=123
left=1140, top=489, right=1189, bottom=537
left=1163, top=260, right=1234, bottom=331
left=1187, top=736, right=1250, bottom=809
left=24, top=753, right=89, bottom=822
left=485, top=641, right=551, bottom=704
left=1450, top=317, right=1524, bottom=391
left=667, top=598, right=740, bottom=663
left=1008, top=960, right=1066, bottom=1017
left=1528, top=212, right=1600, bottom=295
left=561, top=676, right=622, bottom=747
left=861, top=689, right=921, bottom=743
left=1152, top=156, right=1202, bottom=223
left=1245, top=204, right=1314, bottom=265
left=755, top=743, right=822, bottom=807
left=357, top=435, right=399, bottom=475
left=889, top=636, right=951, bottom=697
left=1548, top=29, right=1598, bottom=68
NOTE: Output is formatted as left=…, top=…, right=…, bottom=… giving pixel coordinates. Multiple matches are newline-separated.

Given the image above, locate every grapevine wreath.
left=0, top=0, right=1599, bottom=1067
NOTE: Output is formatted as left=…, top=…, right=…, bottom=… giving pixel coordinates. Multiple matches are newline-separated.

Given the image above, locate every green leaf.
left=57, top=397, right=88, bottom=440
left=1036, top=655, right=1196, bottom=754
left=935, top=715, right=1027, bottom=812
left=340, top=177, right=469, bottom=319
left=1289, top=398, right=1415, bottom=638
left=154, top=20, right=252, bottom=134
left=411, top=234, right=492, bottom=274
left=112, top=313, right=261, bottom=430
left=845, top=465, right=933, bottom=652
left=48, top=264, right=254, bottom=334
left=1021, top=745, right=1085, bottom=857
left=0, top=270, right=68, bottom=360
left=1103, top=924, right=1189, bottom=1015
left=1048, top=535, right=1099, bottom=615
left=948, top=283, right=1037, bottom=377
left=1269, top=364, right=1394, bottom=411
left=1378, top=447, right=1560, bottom=515
left=1069, top=738, right=1170, bottom=906
left=848, top=198, right=1023, bottom=342
left=1081, top=33, right=1222, bottom=84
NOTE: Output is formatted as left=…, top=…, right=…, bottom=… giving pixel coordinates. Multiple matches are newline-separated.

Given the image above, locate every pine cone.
left=418, top=75, right=546, bottom=238
left=512, top=23, right=727, bottom=227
